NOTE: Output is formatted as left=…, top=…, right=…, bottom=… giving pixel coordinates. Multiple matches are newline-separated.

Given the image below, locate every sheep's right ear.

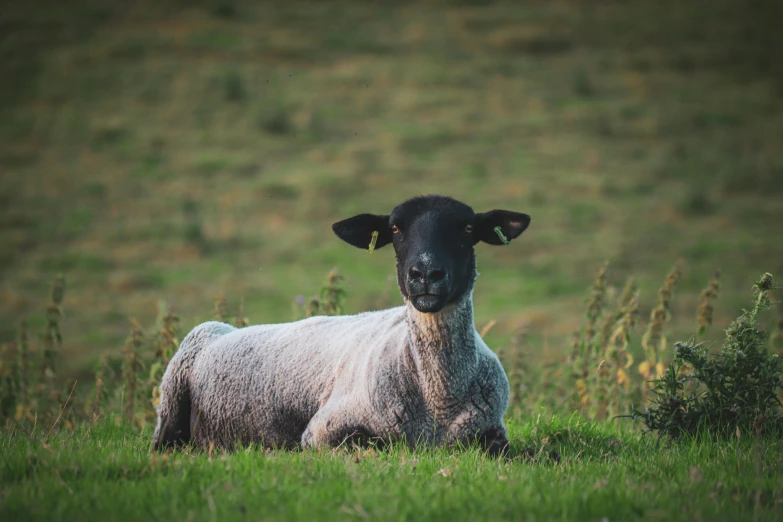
left=332, top=214, right=393, bottom=250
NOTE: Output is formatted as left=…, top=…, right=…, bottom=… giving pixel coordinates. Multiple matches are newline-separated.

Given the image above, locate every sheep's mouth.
left=410, top=293, right=447, bottom=314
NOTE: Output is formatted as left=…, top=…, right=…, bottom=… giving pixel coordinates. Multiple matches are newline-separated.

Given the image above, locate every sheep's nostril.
left=428, top=269, right=446, bottom=283
left=409, top=267, right=425, bottom=281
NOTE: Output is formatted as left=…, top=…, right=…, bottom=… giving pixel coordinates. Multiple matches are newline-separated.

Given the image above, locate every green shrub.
left=631, top=273, right=783, bottom=440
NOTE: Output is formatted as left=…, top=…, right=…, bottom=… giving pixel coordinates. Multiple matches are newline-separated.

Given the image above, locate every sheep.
left=153, top=195, right=531, bottom=455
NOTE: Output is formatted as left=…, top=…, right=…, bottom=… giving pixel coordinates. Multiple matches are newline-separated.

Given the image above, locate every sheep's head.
left=332, top=195, right=530, bottom=314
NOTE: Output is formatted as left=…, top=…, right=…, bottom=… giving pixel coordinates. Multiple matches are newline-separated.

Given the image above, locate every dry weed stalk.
left=40, top=274, right=65, bottom=417
left=479, top=320, right=497, bottom=339
left=608, top=280, right=639, bottom=420
left=593, top=277, right=637, bottom=421
left=568, top=332, right=582, bottom=407
left=678, top=269, right=722, bottom=387
left=639, top=260, right=684, bottom=399
left=696, top=269, right=721, bottom=339
left=305, top=296, right=321, bottom=318
left=235, top=297, right=249, bottom=328
left=585, top=262, right=609, bottom=345
left=507, top=324, right=528, bottom=413
left=304, top=269, right=346, bottom=317
left=0, top=343, right=13, bottom=423
left=213, top=293, right=229, bottom=322
left=122, top=320, right=144, bottom=423
left=771, top=309, right=783, bottom=357
left=14, top=320, right=32, bottom=422
left=570, top=268, right=643, bottom=421
left=598, top=313, right=615, bottom=349
left=149, top=309, right=180, bottom=421
left=91, top=352, right=110, bottom=422
left=572, top=263, right=610, bottom=415
left=153, top=309, right=180, bottom=365
left=320, top=269, right=346, bottom=316
left=771, top=295, right=783, bottom=405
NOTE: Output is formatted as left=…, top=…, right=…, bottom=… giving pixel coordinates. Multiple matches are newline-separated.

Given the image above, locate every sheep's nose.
left=427, top=268, right=447, bottom=283
left=408, top=266, right=447, bottom=284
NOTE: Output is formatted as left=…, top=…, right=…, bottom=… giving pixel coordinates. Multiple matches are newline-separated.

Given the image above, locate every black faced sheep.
left=153, top=195, right=530, bottom=455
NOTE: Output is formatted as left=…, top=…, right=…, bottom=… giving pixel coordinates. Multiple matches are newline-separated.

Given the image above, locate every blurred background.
left=1, top=0, right=782, bottom=382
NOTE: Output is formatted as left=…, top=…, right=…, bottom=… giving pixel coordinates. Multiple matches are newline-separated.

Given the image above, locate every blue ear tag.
left=493, top=226, right=510, bottom=245
left=368, top=230, right=379, bottom=253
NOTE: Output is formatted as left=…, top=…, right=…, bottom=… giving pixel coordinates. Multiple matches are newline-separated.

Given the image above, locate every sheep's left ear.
left=474, top=210, right=531, bottom=246
left=332, top=213, right=394, bottom=251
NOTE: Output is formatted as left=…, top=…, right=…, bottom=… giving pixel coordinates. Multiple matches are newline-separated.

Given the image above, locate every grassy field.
left=2, top=0, right=783, bottom=379
left=2, top=1, right=783, bottom=520
left=3, top=418, right=783, bottom=522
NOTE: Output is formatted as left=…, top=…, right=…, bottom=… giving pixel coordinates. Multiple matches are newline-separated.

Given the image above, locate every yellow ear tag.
left=368, top=230, right=379, bottom=253
left=493, top=226, right=510, bottom=245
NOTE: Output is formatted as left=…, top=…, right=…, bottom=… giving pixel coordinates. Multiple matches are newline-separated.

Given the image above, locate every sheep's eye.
left=465, top=224, right=473, bottom=233
left=391, top=225, right=400, bottom=234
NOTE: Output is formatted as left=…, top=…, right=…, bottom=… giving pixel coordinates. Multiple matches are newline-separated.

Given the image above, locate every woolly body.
left=154, top=289, right=510, bottom=451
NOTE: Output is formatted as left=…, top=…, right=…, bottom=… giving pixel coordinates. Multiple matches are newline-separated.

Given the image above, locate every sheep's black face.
left=388, top=197, right=475, bottom=313
left=332, top=195, right=531, bottom=314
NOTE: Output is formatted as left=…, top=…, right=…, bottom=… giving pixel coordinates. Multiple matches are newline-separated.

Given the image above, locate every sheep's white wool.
left=153, top=289, right=510, bottom=452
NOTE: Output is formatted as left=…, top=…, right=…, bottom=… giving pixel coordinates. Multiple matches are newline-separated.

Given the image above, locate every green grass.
left=2, top=417, right=781, bottom=522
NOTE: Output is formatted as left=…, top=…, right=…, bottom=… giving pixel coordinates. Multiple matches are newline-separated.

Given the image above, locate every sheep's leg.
left=153, top=362, right=193, bottom=451
left=478, top=425, right=510, bottom=458
left=153, top=381, right=192, bottom=451
left=301, top=406, right=378, bottom=450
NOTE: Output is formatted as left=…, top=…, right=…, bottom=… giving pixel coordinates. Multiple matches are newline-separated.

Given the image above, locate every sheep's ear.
left=474, top=210, right=531, bottom=246
left=332, top=214, right=393, bottom=250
